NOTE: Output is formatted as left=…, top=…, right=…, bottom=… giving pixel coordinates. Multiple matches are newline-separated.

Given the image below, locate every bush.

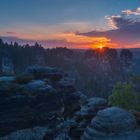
left=15, top=74, right=34, bottom=84
left=108, top=82, right=139, bottom=111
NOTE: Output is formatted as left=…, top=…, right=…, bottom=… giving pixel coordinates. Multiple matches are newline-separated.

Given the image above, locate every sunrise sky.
left=1, top=0, right=140, bottom=49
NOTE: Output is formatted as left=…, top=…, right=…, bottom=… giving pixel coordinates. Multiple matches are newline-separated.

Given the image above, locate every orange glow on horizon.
left=89, top=35, right=113, bottom=49
left=99, top=45, right=103, bottom=49
left=3, top=29, right=119, bottom=49
left=91, top=42, right=108, bottom=49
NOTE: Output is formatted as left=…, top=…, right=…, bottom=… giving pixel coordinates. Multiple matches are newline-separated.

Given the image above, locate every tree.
left=84, top=49, right=95, bottom=59
left=120, top=49, right=133, bottom=60
left=0, top=39, right=4, bottom=46
left=120, top=49, right=133, bottom=67
left=108, top=82, right=139, bottom=111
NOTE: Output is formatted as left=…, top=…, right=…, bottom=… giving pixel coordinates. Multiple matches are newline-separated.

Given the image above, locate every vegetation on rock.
left=109, top=82, right=139, bottom=111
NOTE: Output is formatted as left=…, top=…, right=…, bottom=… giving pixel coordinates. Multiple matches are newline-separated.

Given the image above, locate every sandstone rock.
left=53, top=119, right=76, bottom=140
left=54, top=131, right=72, bottom=140
left=81, top=107, right=140, bottom=140
left=76, top=97, right=107, bottom=119
left=133, top=111, right=140, bottom=126
left=0, top=127, right=50, bottom=140
left=58, top=78, right=76, bottom=93
left=0, top=67, right=80, bottom=137
left=23, top=80, right=53, bottom=94
left=71, top=97, right=107, bottom=140
left=0, top=76, right=19, bottom=94
left=24, top=66, right=62, bottom=80
left=0, top=76, right=15, bottom=82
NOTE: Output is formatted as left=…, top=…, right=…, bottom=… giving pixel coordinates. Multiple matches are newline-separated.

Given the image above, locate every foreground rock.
left=70, top=97, right=107, bottom=140
left=76, top=97, right=108, bottom=119
left=23, top=80, right=53, bottom=93
left=0, top=66, right=81, bottom=137
left=81, top=107, right=140, bottom=140
left=0, top=127, right=50, bottom=140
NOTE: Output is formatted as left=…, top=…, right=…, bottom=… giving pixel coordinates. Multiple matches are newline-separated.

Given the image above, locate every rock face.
left=0, top=76, right=16, bottom=93
left=23, top=80, right=53, bottom=93
left=0, top=66, right=80, bottom=137
left=70, top=97, right=107, bottom=140
left=1, top=56, right=14, bottom=74
left=24, top=66, right=63, bottom=81
left=76, top=97, right=108, bottom=119
left=81, top=107, right=140, bottom=140
left=0, top=127, right=50, bottom=140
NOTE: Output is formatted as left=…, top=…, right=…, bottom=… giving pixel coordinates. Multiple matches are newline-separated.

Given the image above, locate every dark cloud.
left=108, top=15, right=135, bottom=29
left=6, top=31, right=17, bottom=35
left=78, top=8, right=140, bottom=47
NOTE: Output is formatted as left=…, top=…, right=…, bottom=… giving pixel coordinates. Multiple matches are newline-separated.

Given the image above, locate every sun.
left=98, top=45, right=103, bottom=49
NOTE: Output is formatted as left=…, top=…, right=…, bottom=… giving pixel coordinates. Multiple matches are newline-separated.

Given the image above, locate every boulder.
left=76, top=97, right=108, bottom=119
left=0, top=76, right=20, bottom=94
left=0, top=67, right=81, bottom=137
left=54, top=131, right=72, bottom=140
left=81, top=107, right=140, bottom=140
left=23, top=80, right=53, bottom=94
left=54, top=119, right=76, bottom=140
left=71, top=97, right=107, bottom=140
left=0, top=127, right=50, bottom=140
left=24, top=66, right=63, bottom=80
left=0, top=76, right=15, bottom=82
left=57, top=78, right=76, bottom=93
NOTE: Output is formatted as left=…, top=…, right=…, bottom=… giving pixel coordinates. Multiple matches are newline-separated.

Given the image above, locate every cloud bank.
left=0, top=21, right=110, bottom=49
left=1, top=7, right=140, bottom=48
left=78, top=7, right=140, bottom=48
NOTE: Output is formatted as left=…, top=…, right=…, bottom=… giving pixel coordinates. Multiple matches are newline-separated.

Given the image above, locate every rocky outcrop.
left=133, top=111, right=140, bottom=126
left=0, top=127, right=50, bottom=140
left=76, top=97, right=108, bottom=119
left=23, top=80, right=53, bottom=94
left=70, top=97, right=108, bottom=140
left=0, top=66, right=81, bottom=137
left=1, top=56, right=14, bottom=74
left=81, top=107, right=140, bottom=140
left=0, top=76, right=16, bottom=93
left=24, top=66, right=63, bottom=81
left=2, top=66, right=139, bottom=140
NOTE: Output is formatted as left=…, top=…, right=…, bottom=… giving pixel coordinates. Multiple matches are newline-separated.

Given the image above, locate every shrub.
left=15, top=74, right=34, bottom=84
left=108, top=82, right=139, bottom=111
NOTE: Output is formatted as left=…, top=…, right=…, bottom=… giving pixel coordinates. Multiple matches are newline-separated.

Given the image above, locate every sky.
left=0, top=0, right=140, bottom=48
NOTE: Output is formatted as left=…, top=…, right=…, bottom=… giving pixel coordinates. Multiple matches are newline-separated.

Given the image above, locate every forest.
left=0, top=38, right=140, bottom=140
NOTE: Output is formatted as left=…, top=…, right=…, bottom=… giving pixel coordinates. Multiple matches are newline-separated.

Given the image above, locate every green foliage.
left=109, top=82, right=139, bottom=111
left=15, top=74, right=34, bottom=84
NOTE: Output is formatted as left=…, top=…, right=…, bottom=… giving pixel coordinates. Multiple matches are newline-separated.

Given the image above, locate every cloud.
left=1, top=33, right=111, bottom=49
left=106, top=15, right=135, bottom=29
left=122, top=7, right=140, bottom=16
left=1, top=21, right=112, bottom=48
left=78, top=7, right=140, bottom=48
left=2, top=7, right=140, bottom=49
left=6, top=31, right=17, bottom=35
left=0, top=21, right=94, bottom=40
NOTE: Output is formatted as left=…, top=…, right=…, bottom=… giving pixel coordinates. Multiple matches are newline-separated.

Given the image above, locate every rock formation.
left=0, top=127, right=50, bottom=140
left=0, top=66, right=81, bottom=137
left=71, top=97, right=108, bottom=140
left=81, top=107, right=140, bottom=140
left=76, top=97, right=108, bottom=120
